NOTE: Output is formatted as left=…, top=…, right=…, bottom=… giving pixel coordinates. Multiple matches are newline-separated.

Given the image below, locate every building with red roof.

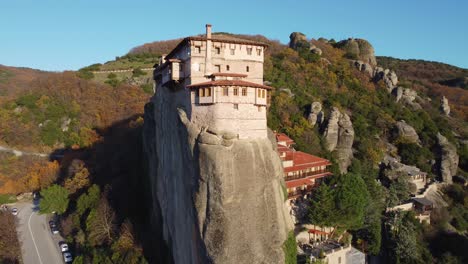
left=276, top=133, right=332, bottom=199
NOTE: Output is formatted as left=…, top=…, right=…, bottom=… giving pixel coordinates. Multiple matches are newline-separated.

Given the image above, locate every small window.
left=257, top=49, right=262, bottom=56
left=230, top=49, right=235, bottom=55
left=242, top=88, right=247, bottom=96
left=247, top=47, right=252, bottom=55
left=246, top=66, right=250, bottom=72
left=205, top=88, right=211, bottom=97
left=199, top=88, right=204, bottom=97
left=258, top=89, right=261, bottom=97
left=226, top=65, right=230, bottom=71
left=258, top=106, right=262, bottom=112
left=195, top=46, right=201, bottom=53
left=233, top=88, right=239, bottom=96
left=215, top=65, right=221, bottom=72
left=223, top=87, right=229, bottom=96
left=262, top=90, right=266, bottom=98
left=215, top=47, right=221, bottom=54
left=233, top=104, right=239, bottom=110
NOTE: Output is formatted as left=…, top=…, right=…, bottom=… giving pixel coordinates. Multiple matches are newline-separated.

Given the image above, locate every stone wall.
left=143, top=84, right=292, bottom=263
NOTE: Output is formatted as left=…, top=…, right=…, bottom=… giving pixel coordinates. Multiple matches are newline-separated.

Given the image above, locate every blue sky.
left=1, top=0, right=467, bottom=71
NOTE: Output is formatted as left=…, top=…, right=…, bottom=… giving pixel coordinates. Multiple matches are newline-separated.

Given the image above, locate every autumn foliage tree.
left=64, top=159, right=90, bottom=194
left=0, top=160, right=59, bottom=194
left=0, top=211, right=22, bottom=263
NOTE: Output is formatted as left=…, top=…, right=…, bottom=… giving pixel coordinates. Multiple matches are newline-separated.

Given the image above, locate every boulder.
left=394, top=120, right=420, bottom=144
left=437, top=133, right=459, bottom=184
left=373, top=67, right=398, bottom=92
left=143, top=84, right=292, bottom=264
left=289, top=32, right=308, bottom=49
left=392, top=87, right=403, bottom=102
left=336, top=38, right=377, bottom=66
left=307, top=102, right=324, bottom=126
left=323, top=107, right=355, bottom=173
left=440, top=96, right=450, bottom=116
left=310, top=45, right=322, bottom=56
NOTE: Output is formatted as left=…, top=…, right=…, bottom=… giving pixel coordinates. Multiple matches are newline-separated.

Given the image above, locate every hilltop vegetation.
left=0, top=30, right=467, bottom=263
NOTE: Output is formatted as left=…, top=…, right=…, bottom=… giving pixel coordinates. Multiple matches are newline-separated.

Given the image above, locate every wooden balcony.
left=284, top=170, right=330, bottom=182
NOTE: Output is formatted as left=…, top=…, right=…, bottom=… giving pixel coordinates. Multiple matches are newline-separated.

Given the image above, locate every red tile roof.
left=276, top=133, right=294, bottom=144
left=285, top=178, right=314, bottom=189
left=166, top=34, right=268, bottom=60
left=308, top=229, right=329, bottom=235
left=284, top=151, right=331, bottom=173
left=187, top=80, right=273, bottom=89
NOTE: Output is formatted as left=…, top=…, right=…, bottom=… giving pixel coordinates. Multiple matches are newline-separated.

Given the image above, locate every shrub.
left=283, top=231, right=297, bottom=264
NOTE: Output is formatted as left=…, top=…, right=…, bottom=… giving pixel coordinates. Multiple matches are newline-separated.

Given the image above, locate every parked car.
left=59, top=242, right=69, bottom=252
left=63, top=252, right=72, bottom=263
left=49, top=221, right=59, bottom=234
left=11, top=208, right=18, bottom=216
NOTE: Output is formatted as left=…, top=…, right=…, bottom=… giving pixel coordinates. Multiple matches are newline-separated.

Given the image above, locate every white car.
left=11, top=208, right=18, bottom=216
left=63, top=252, right=72, bottom=263
left=60, top=243, right=69, bottom=252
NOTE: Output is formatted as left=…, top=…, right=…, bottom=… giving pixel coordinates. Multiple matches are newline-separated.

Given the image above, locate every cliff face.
left=143, top=85, right=291, bottom=264
left=323, top=107, right=355, bottom=174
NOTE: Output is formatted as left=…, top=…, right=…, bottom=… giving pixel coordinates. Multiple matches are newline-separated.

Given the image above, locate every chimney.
left=206, top=24, right=212, bottom=39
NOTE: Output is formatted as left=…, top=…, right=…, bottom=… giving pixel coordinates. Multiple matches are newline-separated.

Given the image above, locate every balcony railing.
left=284, top=170, right=330, bottom=182
left=288, top=185, right=315, bottom=198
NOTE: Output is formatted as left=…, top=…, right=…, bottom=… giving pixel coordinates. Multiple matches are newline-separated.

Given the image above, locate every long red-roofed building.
left=275, top=133, right=332, bottom=198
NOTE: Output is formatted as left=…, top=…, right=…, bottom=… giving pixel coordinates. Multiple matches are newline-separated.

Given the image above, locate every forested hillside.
left=0, top=31, right=467, bottom=263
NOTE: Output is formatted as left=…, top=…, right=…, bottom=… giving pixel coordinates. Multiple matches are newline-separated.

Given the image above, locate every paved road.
left=14, top=201, right=63, bottom=264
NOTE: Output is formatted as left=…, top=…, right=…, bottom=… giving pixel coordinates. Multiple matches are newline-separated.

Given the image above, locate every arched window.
left=262, top=89, right=266, bottom=98
left=258, top=89, right=261, bottom=97
left=205, top=88, right=211, bottom=97
left=246, top=66, right=250, bottom=72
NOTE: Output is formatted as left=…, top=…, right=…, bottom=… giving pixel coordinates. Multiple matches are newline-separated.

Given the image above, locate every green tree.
left=333, top=173, right=370, bottom=229
left=308, top=183, right=336, bottom=226
left=283, top=231, right=297, bottom=264
left=39, top=184, right=70, bottom=214
left=77, top=184, right=100, bottom=216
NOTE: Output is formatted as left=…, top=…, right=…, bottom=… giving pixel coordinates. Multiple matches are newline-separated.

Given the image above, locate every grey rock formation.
left=440, top=96, right=450, bottom=116
left=307, top=102, right=324, bottom=126
left=143, top=85, right=292, bottom=264
left=336, top=38, right=377, bottom=66
left=323, top=107, right=355, bottom=173
left=373, top=67, right=398, bottom=92
left=310, top=44, right=322, bottom=56
left=394, top=120, right=420, bottom=144
left=400, top=88, right=422, bottom=109
left=436, top=133, right=459, bottom=184
left=353, top=60, right=375, bottom=78
left=289, top=32, right=308, bottom=49
left=392, top=87, right=403, bottom=102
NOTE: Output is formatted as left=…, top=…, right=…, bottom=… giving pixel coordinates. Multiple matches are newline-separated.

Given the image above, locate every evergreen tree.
left=308, top=183, right=335, bottom=226
left=39, top=184, right=69, bottom=214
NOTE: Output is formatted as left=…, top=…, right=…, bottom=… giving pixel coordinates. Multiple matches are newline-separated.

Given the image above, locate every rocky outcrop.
left=394, top=120, right=420, bottom=144
left=373, top=67, right=398, bottom=92
left=352, top=60, right=422, bottom=109
left=143, top=85, right=292, bottom=264
left=323, top=107, right=354, bottom=173
left=440, top=96, right=450, bottom=116
left=307, top=102, right=324, bottom=127
left=289, top=32, right=308, bottom=49
left=436, top=133, right=459, bottom=184
left=309, top=44, right=322, bottom=56
left=336, top=38, right=377, bottom=66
